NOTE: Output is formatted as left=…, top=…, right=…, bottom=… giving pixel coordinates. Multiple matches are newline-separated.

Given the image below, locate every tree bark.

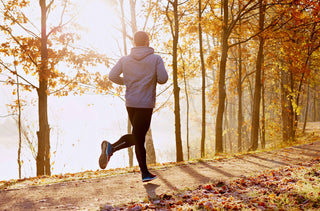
left=166, top=0, right=183, bottom=162
left=250, top=0, right=265, bottom=151
left=280, top=69, right=289, bottom=142
left=224, top=100, right=228, bottom=153
left=182, top=54, right=190, bottom=160
left=146, top=129, right=156, bottom=164
left=173, top=0, right=183, bottom=162
left=280, top=68, right=295, bottom=142
left=37, top=0, right=51, bottom=176
left=129, top=0, right=137, bottom=33
left=302, top=79, right=310, bottom=134
left=127, top=119, right=133, bottom=167
left=288, top=71, right=295, bottom=141
left=215, top=0, right=228, bottom=154
left=199, top=0, right=206, bottom=158
left=261, top=61, right=266, bottom=149
left=16, top=64, right=22, bottom=179
left=237, top=23, right=243, bottom=153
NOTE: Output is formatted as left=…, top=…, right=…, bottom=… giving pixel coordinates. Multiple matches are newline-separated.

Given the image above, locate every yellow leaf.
left=269, top=193, right=276, bottom=198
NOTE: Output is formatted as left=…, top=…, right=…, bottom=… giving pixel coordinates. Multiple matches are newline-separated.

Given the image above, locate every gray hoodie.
left=109, top=46, right=168, bottom=108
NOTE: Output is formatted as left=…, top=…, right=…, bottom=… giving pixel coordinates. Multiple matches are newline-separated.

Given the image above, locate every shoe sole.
left=99, top=141, right=108, bottom=169
left=142, top=175, right=157, bottom=183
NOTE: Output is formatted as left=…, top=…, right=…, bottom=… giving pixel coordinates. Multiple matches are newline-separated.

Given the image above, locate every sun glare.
left=78, top=0, right=119, bottom=52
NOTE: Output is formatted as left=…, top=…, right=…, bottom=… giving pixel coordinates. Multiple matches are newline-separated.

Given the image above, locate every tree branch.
left=0, top=0, right=39, bottom=38
left=49, top=81, right=73, bottom=95
left=0, top=114, right=16, bottom=118
left=0, top=61, right=37, bottom=89
left=165, top=1, right=175, bottom=39
left=0, top=25, right=38, bottom=66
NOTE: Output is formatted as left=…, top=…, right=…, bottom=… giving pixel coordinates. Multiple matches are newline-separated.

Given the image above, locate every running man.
left=99, top=31, right=168, bottom=182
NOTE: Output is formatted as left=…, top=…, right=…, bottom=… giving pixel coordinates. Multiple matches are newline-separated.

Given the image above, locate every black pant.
left=111, top=107, right=153, bottom=174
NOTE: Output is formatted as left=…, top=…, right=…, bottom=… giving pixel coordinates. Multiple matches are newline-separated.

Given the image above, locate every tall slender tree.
left=14, top=58, right=22, bottom=179
left=199, top=0, right=206, bottom=158
left=237, top=0, right=243, bottom=153
left=250, top=0, right=265, bottom=151
left=37, top=0, right=50, bottom=175
left=215, top=0, right=229, bottom=153
left=166, top=0, right=183, bottom=162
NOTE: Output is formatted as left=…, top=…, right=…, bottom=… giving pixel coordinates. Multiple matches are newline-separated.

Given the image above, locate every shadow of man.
left=143, top=183, right=160, bottom=199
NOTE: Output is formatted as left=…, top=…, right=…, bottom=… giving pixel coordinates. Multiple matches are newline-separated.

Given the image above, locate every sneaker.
left=99, top=141, right=112, bottom=169
left=142, top=172, right=157, bottom=182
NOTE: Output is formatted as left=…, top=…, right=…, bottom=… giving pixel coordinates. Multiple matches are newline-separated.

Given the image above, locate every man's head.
left=134, top=31, right=149, bottom=46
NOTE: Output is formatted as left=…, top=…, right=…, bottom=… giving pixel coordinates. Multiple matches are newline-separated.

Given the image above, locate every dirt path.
left=1, top=130, right=320, bottom=210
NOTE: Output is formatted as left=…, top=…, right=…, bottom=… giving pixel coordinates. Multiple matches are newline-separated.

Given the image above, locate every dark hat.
left=134, top=31, right=149, bottom=46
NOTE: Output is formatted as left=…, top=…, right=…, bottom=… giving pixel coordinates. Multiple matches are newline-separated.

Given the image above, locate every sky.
left=0, top=0, right=180, bottom=180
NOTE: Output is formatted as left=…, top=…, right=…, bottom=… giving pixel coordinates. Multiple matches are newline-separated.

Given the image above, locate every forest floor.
left=0, top=122, right=320, bottom=211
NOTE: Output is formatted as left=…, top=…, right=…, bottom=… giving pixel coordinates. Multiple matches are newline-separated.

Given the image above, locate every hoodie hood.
left=130, top=46, right=154, bottom=61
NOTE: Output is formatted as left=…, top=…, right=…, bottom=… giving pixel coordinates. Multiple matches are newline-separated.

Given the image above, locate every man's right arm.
left=109, top=59, right=124, bottom=85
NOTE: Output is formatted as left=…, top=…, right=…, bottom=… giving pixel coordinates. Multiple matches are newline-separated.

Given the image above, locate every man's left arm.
left=156, top=57, right=168, bottom=84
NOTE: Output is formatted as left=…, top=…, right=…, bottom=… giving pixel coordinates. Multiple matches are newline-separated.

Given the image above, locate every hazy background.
left=0, top=85, right=179, bottom=180
left=0, top=0, right=182, bottom=180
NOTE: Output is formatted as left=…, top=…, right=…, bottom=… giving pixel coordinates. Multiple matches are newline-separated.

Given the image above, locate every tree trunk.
left=261, top=60, right=266, bottom=149
left=250, top=0, right=265, bottom=151
left=302, top=79, right=310, bottom=134
left=288, top=71, right=295, bottom=141
left=167, top=0, right=183, bottom=162
left=215, top=0, right=228, bottom=154
left=127, top=119, right=133, bottom=167
left=182, top=55, right=190, bottom=160
left=224, top=101, right=229, bottom=153
left=280, top=69, right=289, bottom=142
left=146, top=129, right=156, bottom=164
left=119, top=0, right=134, bottom=167
left=120, top=0, right=127, bottom=55
left=37, top=0, right=51, bottom=176
left=237, top=26, right=243, bottom=153
left=313, top=94, right=316, bottom=122
left=129, top=0, right=137, bottom=33
left=316, top=92, right=319, bottom=121
left=16, top=65, right=22, bottom=179
left=199, top=0, right=206, bottom=158
left=173, top=0, right=183, bottom=162
left=280, top=68, right=295, bottom=142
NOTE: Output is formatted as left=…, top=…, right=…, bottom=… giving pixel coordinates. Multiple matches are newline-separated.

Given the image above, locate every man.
left=99, top=31, right=168, bottom=182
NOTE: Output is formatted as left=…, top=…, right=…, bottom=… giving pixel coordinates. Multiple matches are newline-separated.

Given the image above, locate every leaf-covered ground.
left=102, top=158, right=320, bottom=210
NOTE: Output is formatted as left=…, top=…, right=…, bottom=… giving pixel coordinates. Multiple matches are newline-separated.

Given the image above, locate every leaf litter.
left=102, top=158, right=320, bottom=211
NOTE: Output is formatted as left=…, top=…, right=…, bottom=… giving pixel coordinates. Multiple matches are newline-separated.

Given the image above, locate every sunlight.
left=77, top=0, right=119, bottom=53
